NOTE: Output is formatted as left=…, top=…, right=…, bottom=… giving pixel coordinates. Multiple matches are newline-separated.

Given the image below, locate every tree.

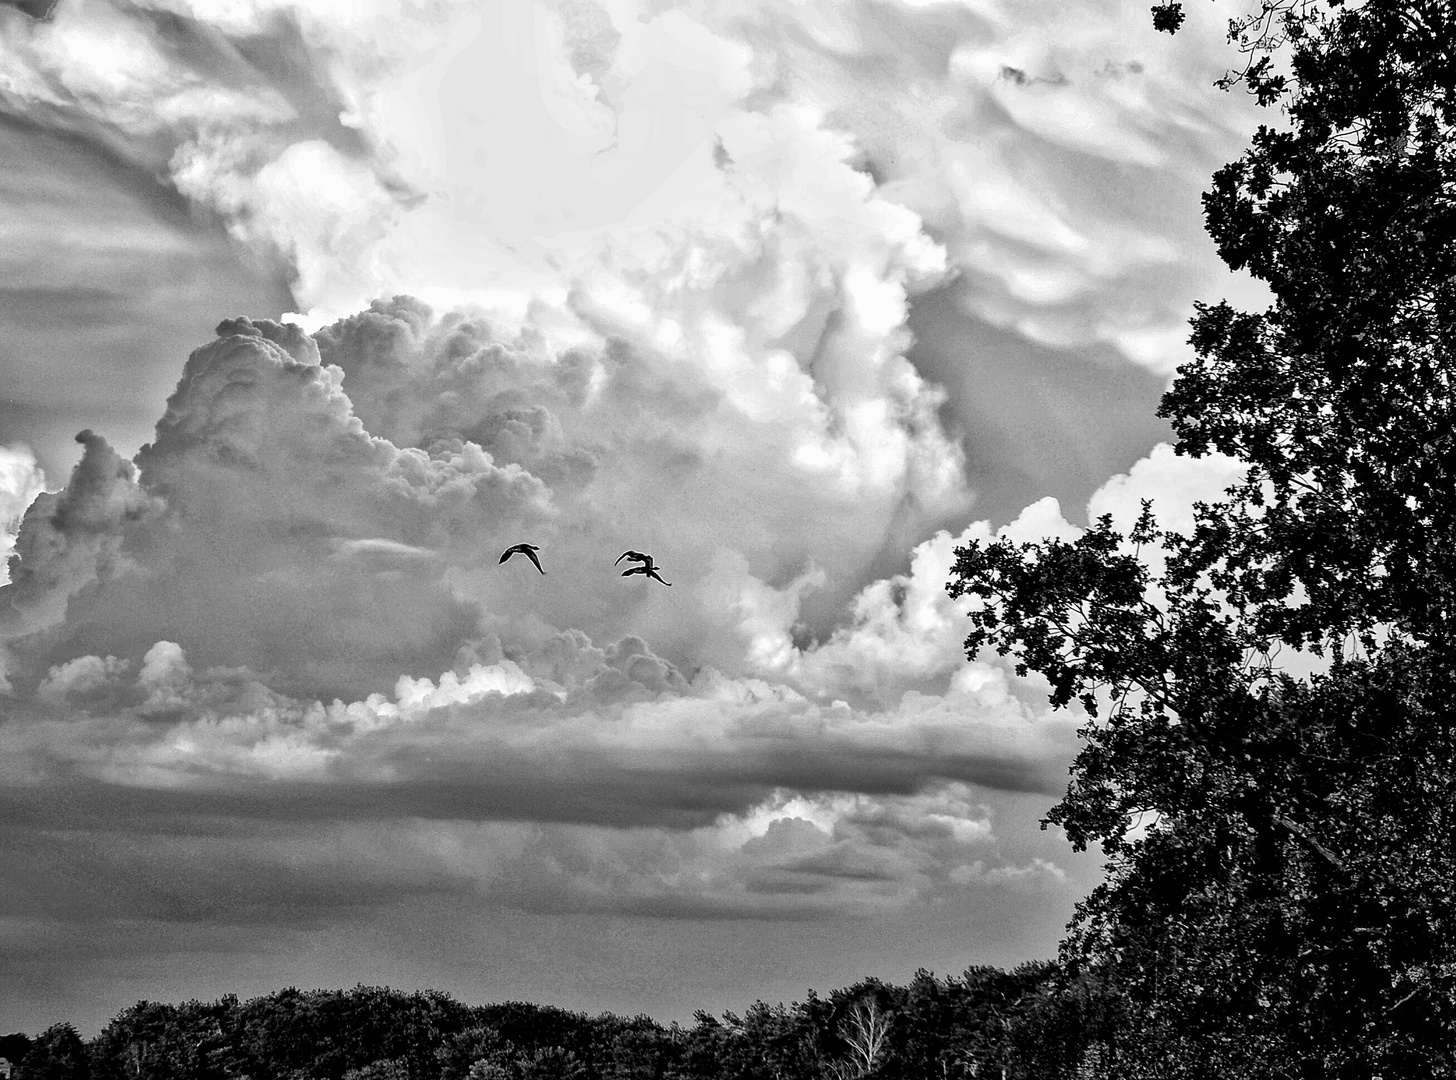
left=437, top=1026, right=514, bottom=1080
left=517, top=1046, right=589, bottom=1080
left=343, top=1061, right=414, bottom=1080
left=947, top=1, right=1456, bottom=1075
left=19, top=1024, right=90, bottom=1080
left=830, top=998, right=892, bottom=1079
left=0, top=1036, right=34, bottom=1073
left=594, top=1013, right=685, bottom=1080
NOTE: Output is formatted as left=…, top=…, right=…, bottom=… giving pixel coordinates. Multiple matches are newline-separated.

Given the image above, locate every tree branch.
left=1272, top=815, right=1346, bottom=872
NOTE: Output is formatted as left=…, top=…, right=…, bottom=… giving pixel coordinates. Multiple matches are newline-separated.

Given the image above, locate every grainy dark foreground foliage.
left=949, top=1, right=1456, bottom=1075
left=5, top=966, right=1108, bottom=1080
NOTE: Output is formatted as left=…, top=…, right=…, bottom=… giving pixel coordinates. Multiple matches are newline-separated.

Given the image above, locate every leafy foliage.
left=1, top=1035, right=34, bottom=1071
left=946, top=0, right=1456, bottom=1074
left=19, top=1025, right=89, bottom=1080
left=1151, top=3, right=1188, bottom=34
left=9, top=970, right=1102, bottom=1080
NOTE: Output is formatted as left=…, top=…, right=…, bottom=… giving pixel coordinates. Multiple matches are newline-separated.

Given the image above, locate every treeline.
left=2, top=962, right=1122, bottom=1080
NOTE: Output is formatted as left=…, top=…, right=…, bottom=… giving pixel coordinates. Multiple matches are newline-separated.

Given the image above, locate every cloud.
left=0, top=442, right=47, bottom=584
left=1, top=316, right=552, bottom=699
left=1086, top=440, right=1245, bottom=535
left=35, top=651, right=130, bottom=709
left=302, top=289, right=969, bottom=667
left=0, top=0, right=1270, bottom=557
left=0, top=425, right=1238, bottom=928
left=0, top=218, right=1244, bottom=912
left=665, top=0, right=1269, bottom=376
left=0, top=431, right=162, bottom=690
left=0, top=625, right=1076, bottom=924
left=0, top=0, right=1273, bottom=1024
left=3, top=0, right=1262, bottom=363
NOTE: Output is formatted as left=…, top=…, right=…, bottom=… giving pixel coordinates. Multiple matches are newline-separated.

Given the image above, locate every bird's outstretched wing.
left=615, top=550, right=654, bottom=567
left=622, top=565, right=671, bottom=586
left=500, top=543, right=545, bottom=574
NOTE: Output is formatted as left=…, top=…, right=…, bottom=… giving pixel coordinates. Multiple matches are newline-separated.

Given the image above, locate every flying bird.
left=499, top=543, right=545, bottom=574
left=622, top=564, right=671, bottom=586
left=614, top=550, right=657, bottom=568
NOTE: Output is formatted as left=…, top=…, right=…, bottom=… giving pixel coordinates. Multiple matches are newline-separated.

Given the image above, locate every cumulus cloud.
left=0, top=624, right=1077, bottom=923
left=0, top=324, right=1238, bottom=918
left=1, top=316, right=557, bottom=699
left=9, top=290, right=1223, bottom=730
left=0, top=272, right=967, bottom=708
left=0, top=0, right=1270, bottom=1022
left=726, top=0, right=1267, bottom=373
left=304, top=290, right=968, bottom=665
left=0, top=442, right=47, bottom=584
left=2, top=0, right=1261, bottom=357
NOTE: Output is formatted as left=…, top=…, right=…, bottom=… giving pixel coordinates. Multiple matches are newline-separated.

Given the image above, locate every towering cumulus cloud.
left=0, top=296, right=1240, bottom=930
left=2, top=317, right=540, bottom=698
left=0, top=0, right=1264, bottom=1027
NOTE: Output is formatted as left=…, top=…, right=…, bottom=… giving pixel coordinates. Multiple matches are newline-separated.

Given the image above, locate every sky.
left=0, top=0, right=1270, bottom=1037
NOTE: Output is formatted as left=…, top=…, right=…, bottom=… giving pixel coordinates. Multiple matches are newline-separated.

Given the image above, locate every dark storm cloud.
left=0, top=758, right=1066, bottom=930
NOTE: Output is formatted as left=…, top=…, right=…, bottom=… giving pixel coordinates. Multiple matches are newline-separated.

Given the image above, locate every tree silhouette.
left=948, top=1, right=1456, bottom=1074
left=19, top=1024, right=90, bottom=1080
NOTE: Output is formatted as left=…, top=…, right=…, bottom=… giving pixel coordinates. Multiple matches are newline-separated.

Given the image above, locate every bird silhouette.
left=622, top=564, right=671, bottom=586
left=499, top=543, right=545, bottom=574
left=614, top=550, right=657, bottom=568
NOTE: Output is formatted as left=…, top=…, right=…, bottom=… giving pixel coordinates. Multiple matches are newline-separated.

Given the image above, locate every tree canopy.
left=947, top=0, right=1456, bottom=1075
left=7, top=970, right=1102, bottom=1080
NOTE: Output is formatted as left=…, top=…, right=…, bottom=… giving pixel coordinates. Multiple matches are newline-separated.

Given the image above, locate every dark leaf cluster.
left=945, top=0, right=1456, bottom=1074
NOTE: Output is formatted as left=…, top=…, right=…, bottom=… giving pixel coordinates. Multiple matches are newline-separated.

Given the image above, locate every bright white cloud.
left=0, top=0, right=1265, bottom=986
left=1087, top=440, right=1245, bottom=535
left=0, top=443, right=47, bottom=587
left=0, top=395, right=1241, bottom=916
left=3, top=0, right=1262, bottom=369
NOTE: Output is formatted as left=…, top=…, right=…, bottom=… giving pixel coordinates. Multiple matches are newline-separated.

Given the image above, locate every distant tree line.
left=3, top=963, right=1128, bottom=1080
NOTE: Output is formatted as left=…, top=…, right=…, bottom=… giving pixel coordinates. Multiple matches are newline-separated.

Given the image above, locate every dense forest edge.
left=0, top=964, right=1110, bottom=1080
